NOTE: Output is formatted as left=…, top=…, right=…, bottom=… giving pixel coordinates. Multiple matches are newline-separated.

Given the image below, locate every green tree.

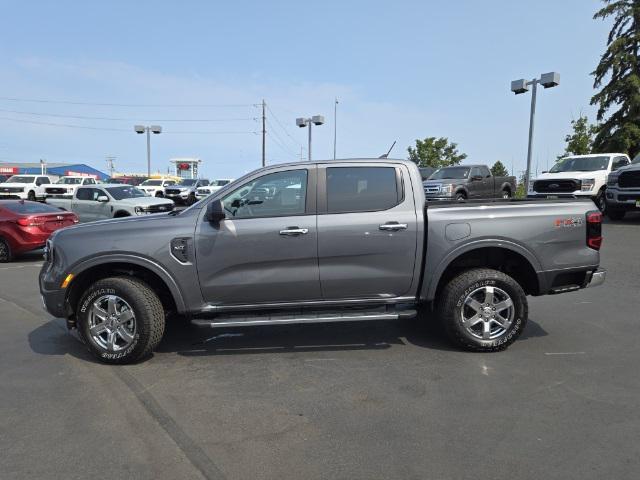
left=490, top=161, right=509, bottom=177
left=407, top=137, right=467, bottom=168
left=591, top=0, right=640, bottom=157
left=558, top=115, right=599, bottom=159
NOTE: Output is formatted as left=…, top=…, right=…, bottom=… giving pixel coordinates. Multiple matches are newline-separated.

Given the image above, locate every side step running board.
left=191, top=309, right=417, bottom=329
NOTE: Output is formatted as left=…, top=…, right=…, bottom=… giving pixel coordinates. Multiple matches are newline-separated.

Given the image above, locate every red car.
left=0, top=200, right=78, bottom=262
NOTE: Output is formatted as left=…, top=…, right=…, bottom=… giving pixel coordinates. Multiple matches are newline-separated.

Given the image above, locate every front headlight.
left=581, top=178, right=596, bottom=191
left=134, top=206, right=145, bottom=214
left=440, top=184, right=453, bottom=195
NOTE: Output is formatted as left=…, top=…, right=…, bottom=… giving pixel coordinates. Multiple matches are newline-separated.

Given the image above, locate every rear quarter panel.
left=421, top=200, right=600, bottom=300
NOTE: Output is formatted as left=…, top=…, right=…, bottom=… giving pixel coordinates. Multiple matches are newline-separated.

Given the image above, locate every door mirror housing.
left=205, top=199, right=226, bottom=223
left=97, top=195, right=109, bottom=202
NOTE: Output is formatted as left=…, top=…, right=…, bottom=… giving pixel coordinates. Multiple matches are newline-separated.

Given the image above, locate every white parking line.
left=0, top=263, right=43, bottom=270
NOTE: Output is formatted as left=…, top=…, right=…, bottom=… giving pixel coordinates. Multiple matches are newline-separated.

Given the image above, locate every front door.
left=74, top=188, right=111, bottom=222
left=316, top=163, right=419, bottom=300
left=195, top=166, right=321, bottom=306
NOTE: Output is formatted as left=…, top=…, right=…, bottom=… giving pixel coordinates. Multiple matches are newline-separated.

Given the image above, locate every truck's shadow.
left=29, top=314, right=548, bottom=362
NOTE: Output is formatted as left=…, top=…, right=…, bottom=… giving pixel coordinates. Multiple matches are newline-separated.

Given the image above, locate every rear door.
left=316, top=163, right=419, bottom=300
left=479, top=166, right=495, bottom=197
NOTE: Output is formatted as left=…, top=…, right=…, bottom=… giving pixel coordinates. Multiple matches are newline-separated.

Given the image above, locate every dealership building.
left=0, top=162, right=109, bottom=181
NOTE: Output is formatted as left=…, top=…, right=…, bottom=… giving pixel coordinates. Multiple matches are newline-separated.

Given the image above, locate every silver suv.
left=164, top=178, right=209, bottom=205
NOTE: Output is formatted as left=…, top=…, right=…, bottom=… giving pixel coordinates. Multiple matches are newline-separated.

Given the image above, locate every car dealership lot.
left=1, top=215, right=639, bottom=480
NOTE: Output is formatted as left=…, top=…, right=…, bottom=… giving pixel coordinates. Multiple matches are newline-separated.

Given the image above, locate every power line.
left=266, top=119, right=298, bottom=157
left=0, top=116, right=257, bottom=134
left=0, top=96, right=255, bottom=108
left=266, top=105, right=302, bottom=149
left=0, top=108, right=256, bottom=122
left=266, top=131, right=298, bottom=159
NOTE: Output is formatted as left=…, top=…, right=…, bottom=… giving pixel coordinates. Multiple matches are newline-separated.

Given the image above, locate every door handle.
left=379, top=222, right=408, bottom=231
left=279, top=227, right=309, bottom=236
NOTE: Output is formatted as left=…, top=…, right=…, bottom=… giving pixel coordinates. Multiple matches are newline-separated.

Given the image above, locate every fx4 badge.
left=554, top=217, right=584, bottom=228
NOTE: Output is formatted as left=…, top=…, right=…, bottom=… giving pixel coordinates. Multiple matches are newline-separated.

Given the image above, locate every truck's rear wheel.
left=27, top=191, right=36, bottom=202
left=76, top=277, right=165, bottom=364
left=594, top=190, right=606, bottom=213
left=437, top=268, right=528, bottom=352
left=502, top=189, right=511, bottom=199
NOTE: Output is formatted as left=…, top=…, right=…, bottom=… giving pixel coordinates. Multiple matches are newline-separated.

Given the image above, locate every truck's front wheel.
left=438, top=268, right=528, bottom=352
left=76, top=277, right=165, bottom=364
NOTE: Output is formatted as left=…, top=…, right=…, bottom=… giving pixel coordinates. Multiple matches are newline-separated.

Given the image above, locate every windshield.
left=57, top=177, right=82, bottom=184
left=632, top=154, right=640, bottom=165
left=141, top=180, right=162, bottom=186
left=211, top=180, right=231, bottom=186
left=178, top=179, right=197, bottom=186
left=105, top=186, right=147, bottom=200
left=550, top=156, right=610, bottom=172
left=6, top=176, right=35, bottom=183
left=429, top=167, right=470, bottom=180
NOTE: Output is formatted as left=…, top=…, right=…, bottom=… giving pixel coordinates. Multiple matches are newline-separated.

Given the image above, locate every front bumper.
left=39, top=274, right=67, bottom=318
left=605, top=188, right=640, bottom=210
left=527, top=192, right=594, bottom=199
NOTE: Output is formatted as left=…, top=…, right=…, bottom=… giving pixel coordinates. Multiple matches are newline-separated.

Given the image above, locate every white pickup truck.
left=0, top=174, right=52, bottom=201
left=47, top=184, right=174, bottom=223
left=44, top=176, right=98, bottom=198
left=195, top=179, right=234, bottom=200
left=528, top=153, right=631, bottom=212
left=138, top=178, right=177, bottom=197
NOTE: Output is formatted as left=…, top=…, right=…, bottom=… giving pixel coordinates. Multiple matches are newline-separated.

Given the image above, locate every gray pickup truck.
left=39, top=159, right=605, bottom=364
left=423, top=164, right=516, bottom=201
left=47, top=184, right=174, bottom=223
left=605, top=156, right=640, bottom=219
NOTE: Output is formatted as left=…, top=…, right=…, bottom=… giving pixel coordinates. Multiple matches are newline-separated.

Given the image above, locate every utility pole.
left=333, top=98, right=338, bottom=160
left=261, top=99, right=266, bottom=167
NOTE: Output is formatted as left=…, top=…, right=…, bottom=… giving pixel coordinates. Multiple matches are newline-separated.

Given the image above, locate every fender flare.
left=68, top=253, right=187, bottom=313
left=423, top=238, right=543, bottom=301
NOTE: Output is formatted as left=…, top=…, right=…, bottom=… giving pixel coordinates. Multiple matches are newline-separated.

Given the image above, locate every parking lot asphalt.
left=1, top=213, right=639, bottom=480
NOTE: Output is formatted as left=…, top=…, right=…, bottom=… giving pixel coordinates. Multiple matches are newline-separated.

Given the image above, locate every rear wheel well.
left=435, top=247, right=539, bottom=298
left=67, top=262, right=177, bottom=316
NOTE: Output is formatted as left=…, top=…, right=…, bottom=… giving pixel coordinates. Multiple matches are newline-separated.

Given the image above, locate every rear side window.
left=326, top=167, right=399, bottom=214
left=4, top=202, right=62, bottom=214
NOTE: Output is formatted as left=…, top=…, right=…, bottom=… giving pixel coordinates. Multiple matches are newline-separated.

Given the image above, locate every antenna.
left=379, top=140, right=396, bottom=159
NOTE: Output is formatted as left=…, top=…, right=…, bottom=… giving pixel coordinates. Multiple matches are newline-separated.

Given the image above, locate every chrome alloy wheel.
left=89, top=295, right=136, bottom=351
left=460, top=286, right=515, bottom=340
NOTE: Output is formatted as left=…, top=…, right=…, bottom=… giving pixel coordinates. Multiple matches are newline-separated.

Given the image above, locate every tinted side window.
left=470, top=167, right=482, bottom=178
left=480, top=166, right=491, bottom=177
left=612, top=156, right=630, bottom=170
left=222, top=169, right=308, bottom=219
left=326, top=167, right=399, bottom=214
left=85, top=178, right=96, bottom=184
left=76, top=188, right=92, bottom=200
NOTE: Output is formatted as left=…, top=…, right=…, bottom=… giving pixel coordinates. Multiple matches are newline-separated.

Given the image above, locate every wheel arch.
left=113, top=210, right=131, bottom=218
left=424, top=242, right=541, bottom=301
left=65, top=255, right=187, bottom=316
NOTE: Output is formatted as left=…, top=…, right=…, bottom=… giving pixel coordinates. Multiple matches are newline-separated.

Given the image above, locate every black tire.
left=437, top=268, right=528, bottom=352
left=76, top=276, right=165, bottom=364
left=186, top=193, right=197, bottom=206
left=27, top=191, right=36, bottom=202
left=0, top=237, right=12, bottom=262
left=455, top=192, right=466, bottom=202
left=594, top=189, right=606, bottom=213
left=113, top=211, right=131, bottom=218
left=502, top=189, right=511, bottom=199
left=155, top=191, right=164, bottom=198
left=606, top=207, right=625, bottom=220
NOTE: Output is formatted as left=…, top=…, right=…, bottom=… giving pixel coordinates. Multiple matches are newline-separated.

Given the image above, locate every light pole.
left=511, top=72, right=560, bottom=193
left=134, top=125, right=162, bottom=177
left=296, top=115, right=324, bottom=161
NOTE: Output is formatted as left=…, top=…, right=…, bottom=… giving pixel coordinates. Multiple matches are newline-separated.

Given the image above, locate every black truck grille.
left=165, top=189, right=180, bottom=195
left=533, top=179, right=580, bottom=193
left=143, top=204, right=174, bottom=213
left=619, top=171, right=640, bottom=188
left=46, top=187, right=67, bottom=194
left=0, top=187, right=23, bottom=193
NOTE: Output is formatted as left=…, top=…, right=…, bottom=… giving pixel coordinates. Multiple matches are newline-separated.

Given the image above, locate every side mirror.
left=205, top=199, right=226, bottom=223
left=97, top=195, right=109, bottom=202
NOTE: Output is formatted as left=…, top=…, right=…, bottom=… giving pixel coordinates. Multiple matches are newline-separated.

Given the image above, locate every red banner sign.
left=0, top=166, right=19, bottom=174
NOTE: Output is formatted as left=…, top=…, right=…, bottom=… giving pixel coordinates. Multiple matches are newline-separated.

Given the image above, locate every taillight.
left=17, top=216, right=46, bottom=227
left=586, top=210, right=602, bottom=250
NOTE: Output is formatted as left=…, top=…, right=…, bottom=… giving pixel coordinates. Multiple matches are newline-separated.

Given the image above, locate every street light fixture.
left=134, top=125, right=162, bottom=177
left=510, top=72, right=560, bottom=193
left=296, top=115, right=324, bottom=161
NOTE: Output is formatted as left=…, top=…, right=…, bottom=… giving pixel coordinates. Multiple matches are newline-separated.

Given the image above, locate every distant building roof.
left=0, top=162, right=109, bottom=180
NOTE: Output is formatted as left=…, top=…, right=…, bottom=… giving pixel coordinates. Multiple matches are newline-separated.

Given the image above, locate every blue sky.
left=0, top=0, right=609, bottom=179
